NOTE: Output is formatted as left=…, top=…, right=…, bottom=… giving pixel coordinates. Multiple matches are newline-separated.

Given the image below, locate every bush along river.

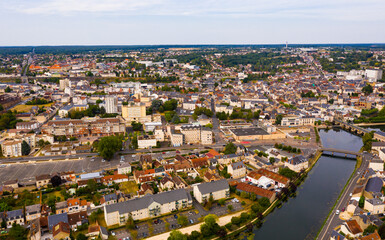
left=236, top=129, right=362, bottom=240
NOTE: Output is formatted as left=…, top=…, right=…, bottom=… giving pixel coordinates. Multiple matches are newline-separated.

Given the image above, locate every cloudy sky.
left=0, top=0, right=384, bottom=46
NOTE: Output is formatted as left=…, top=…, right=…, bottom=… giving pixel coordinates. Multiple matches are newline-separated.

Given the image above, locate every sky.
left=0, top=0, right=384, bottom=46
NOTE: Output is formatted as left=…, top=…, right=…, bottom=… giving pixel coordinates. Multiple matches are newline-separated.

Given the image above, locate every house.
left=87, top=225, right=101, bottom=238
left=193, top=179, right=230, bottom=203
left=330, top=230, right=346, bottom=240
left=364, top=198, right=385, bottom=214
left=340, top=219, right=363, bottom=238
left=228, top=162, right=247, bottom=178
left=236, top=182, right=276, bottom=202
left=52, top=222, right=71, bottom=240
left=191, top=157, right=209, bottom=168
left=160, top=177, right=174, bottom=190
left=68, top=211, right=88, bottom=230
left=48, top=213, right=69, bottom=231
left=138, top=183, right=154, bottom=196
left=25, top=204, right=41, bottom=222
left=29, top=219, right=41, bottom=240
left=284, top=155, right=308, bottom=172
left=172, top=176, right=186, bottom=189
left=100, top=226, right=109, bottom=240
left=104, top=189, right=192, bottom=226
left=245, top=169, right=289, bottom=188
left=100, top=193, right=118, bottom=206
left=140, top=154, right=153, bottom=170
left=364, top=177, right=383, bottom=198
left=3, top=179, right=18, bottom=190
left=118, top=162, right=132, bottom=175
left=204, top=171, right=220, bottom=182
left=5, top=209, right=24, bottom=228
left=360, top=231, right=381, bottom=240
left=36, top=174, right=51, bottom=188
left=217, top=154, right=240, bottom=165
left=67, top=198, right=87, bottom=213
left=55, top=201, right=68, bottom=214
left=102, top=174, right=129, bottom=185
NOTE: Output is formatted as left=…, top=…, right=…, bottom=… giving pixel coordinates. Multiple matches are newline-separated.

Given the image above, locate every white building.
left=365, top=69, right=383, bottom=81
left=104, top=96, right=118, bottom=114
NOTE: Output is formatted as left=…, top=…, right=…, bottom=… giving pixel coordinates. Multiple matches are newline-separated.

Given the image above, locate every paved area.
left=125, top=199, right=243, bottom=239
left=0, top=149, right=196, bottom=185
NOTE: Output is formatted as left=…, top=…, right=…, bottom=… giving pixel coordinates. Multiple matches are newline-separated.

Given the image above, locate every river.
left=250, top=129, right=362, bottom=240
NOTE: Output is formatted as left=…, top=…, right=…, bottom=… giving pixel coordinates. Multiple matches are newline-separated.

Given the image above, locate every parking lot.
left=119, top=199, right=244, bottom=239
left=0, top=149, right=198, bottom=185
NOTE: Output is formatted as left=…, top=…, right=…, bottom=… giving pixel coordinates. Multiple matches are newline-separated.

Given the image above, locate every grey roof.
left=26, top=204, right=41, bottom=214
left=48, top=213, right=68, bottom=231
left=367, top=198, right=384, bottom=206
left=230, top=127, right=268, bottom=136
left=289, top=155, right=308, bottom=165
left=365, top=177, right=383, bottom=193
left=100, top=226, right=108, bottom=236
left=195, top=179, right=229, bottom=195
left=330, top=230, right=346, bottom=240
left=105, top=189, right=191, bottom=215
left=231, top=161, right=246, bottom=169
left=6, top=209, right=23, bottom=220
left=104, top=193, right=117, bottom=202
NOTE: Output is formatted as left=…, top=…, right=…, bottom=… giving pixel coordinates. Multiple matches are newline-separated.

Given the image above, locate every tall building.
left=59, top=79, right=70, bottom=91
left=121, top=102, right=147, bottom=122
left=104, top=96, right=118, bottom=114
left=365, top=69, right=383, bottom=81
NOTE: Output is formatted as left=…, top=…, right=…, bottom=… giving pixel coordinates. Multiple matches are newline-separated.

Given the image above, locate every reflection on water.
left=250, top=129, right=362, bottom=240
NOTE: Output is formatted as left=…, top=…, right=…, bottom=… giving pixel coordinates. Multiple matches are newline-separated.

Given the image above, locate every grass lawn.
left=120, top=181, right=138, bottom=195
left=11, top=102, right=54, bottom=112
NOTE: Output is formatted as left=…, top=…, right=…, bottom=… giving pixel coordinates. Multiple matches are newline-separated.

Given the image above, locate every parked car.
left=336, top=210, right=340, bottom=215
left=174, top=214, right=178, bottom=219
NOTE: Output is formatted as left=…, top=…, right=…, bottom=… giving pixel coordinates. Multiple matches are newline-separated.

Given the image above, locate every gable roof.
left=195, top=179, right=229, bottom=195
left=236, top=182, right=275, bottom=199
left=105, top=189, right=191, bottom=215
left=48, top=213, right=68, bottom=231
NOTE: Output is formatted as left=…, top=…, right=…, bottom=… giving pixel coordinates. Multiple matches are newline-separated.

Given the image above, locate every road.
left=316, top=152, right=371, bottom=240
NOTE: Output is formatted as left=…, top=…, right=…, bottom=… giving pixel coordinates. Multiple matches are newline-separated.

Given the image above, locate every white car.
left=336, top=210, right=340, bottom=215
left=102, top=159, right=106, bottom=163
left=349, top=193, right=352, bottom=197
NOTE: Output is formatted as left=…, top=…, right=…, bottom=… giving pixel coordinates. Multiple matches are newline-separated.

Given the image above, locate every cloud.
left=3, top=0, right=385, bottom=22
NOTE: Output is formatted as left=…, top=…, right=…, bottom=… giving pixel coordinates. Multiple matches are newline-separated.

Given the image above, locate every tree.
left=0, top=202, right=10, bottom=212
left=21, top=140, right=31, bottom=156
left=87, top=179, right=98, bottom=193
left=362, top=84, right=373, bottom=95
left=275, top=114, right=283, bottom=125
left=227, top=204, right=233, bottom=212
left=258, top=197, right=271, bottom=209
left=151, top=100, right=163, bottom=112
left=51, top=175, right=62, bottom=187
left=279, top=168, right=298, bottom=180
left=131, top=121, right=143, bottom=131
left=359, top=195, right=365, bottom=208
left=231, top=216, right=241, bottom=226
left=362, top=131, right=374, bottom=151
left=171, top=114, right=180, bottom=124
left=126, top=215, right=135, bottom=229
left=168, top=230, right=187, bottom=240
left=76, top=233, right=88, bottom=240
left=379, top=223, right=385, bottom=239
left=363, top=224, right=377, bottom=235
left=97, top=135, right=123, bottom=160
left=223, top=142, right=237, bottom=155
left=8, top=223, right=28, bottom=240
left=5, top=86, right=12, bottom=92
left=177, top=214, right=189, bottom=227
